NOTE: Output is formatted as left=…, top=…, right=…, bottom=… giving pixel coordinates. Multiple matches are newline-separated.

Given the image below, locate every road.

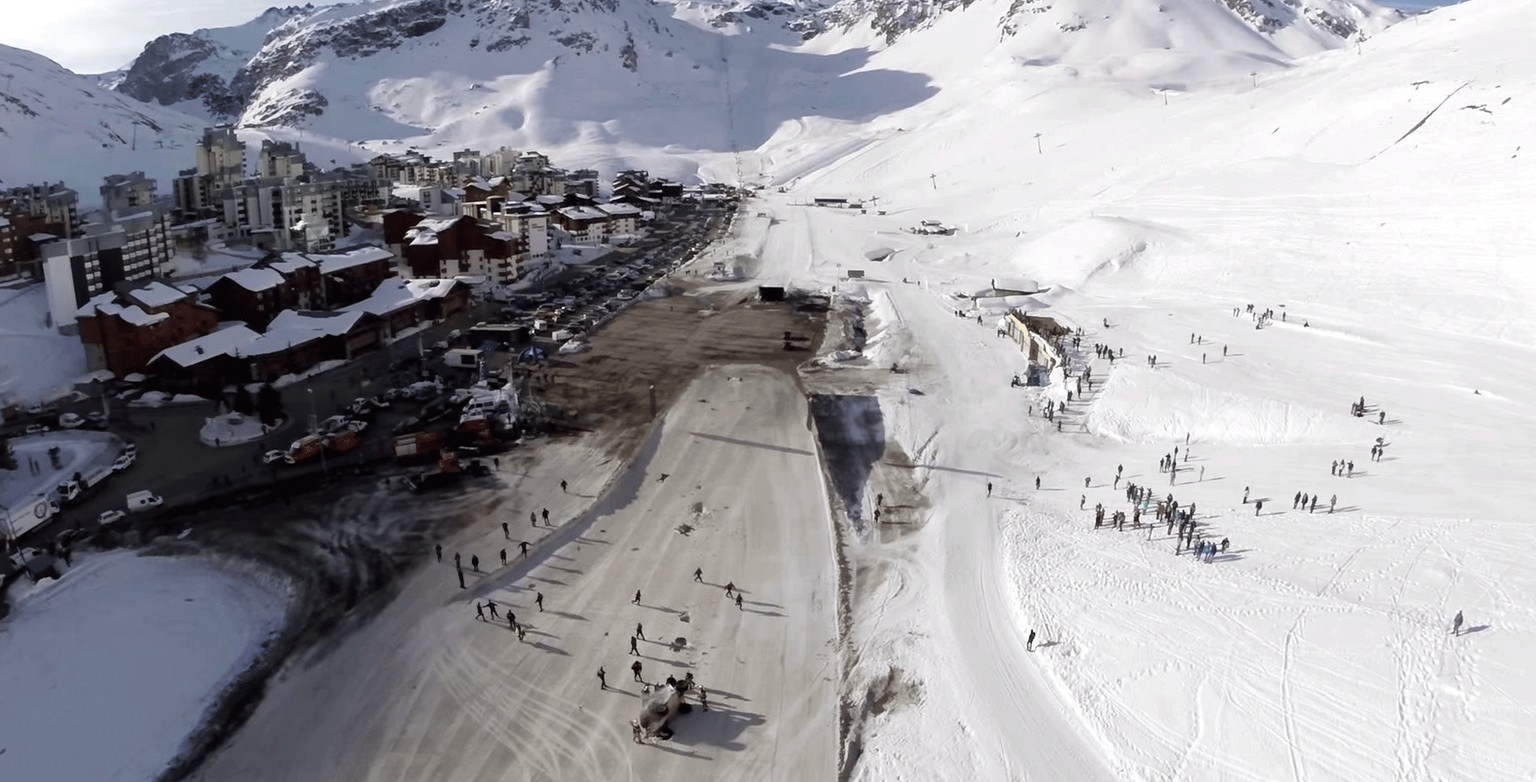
left=193, top=365, right=838, bottom=781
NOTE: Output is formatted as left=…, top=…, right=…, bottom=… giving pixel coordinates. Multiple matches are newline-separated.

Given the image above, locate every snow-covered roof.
left=0, top=216, right=10, bottom=228
left=269, top=254, right=316, bottom=274
left=598, top=202, right=642, bottom=217
left=76, top=292, right=171, bottom=326
left=314, top=245, right=393, bottom=274
left=409, top=232, right=439, bottom=246
left=267, top=308, right=368, bottom=338
left=557, top=206, right=608, bottom=222
left=30, top=233, right=57, bottom=242
left=124, top=281, right=189, bottom=309
left=416, top=217, right=465, bottom=233
left=343, top=278, right=462, bottom=318
left=487, top=231, right=518, bottom=241
left=220, top=266, right=286, bottom=293
left=151, top=324, right=260, bottom=368
left=534, top=195, right=564, bottom=206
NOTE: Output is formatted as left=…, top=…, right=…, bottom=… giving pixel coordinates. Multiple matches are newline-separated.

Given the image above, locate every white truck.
left=56, top=463, right=115, bottom=503
left=126, top=490, right=163, bottom=512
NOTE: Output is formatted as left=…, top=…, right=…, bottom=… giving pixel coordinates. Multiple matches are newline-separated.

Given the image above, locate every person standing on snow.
left=502, top=521, right=509, bottom=539
left=1027, top=629, right=1037, bottom=652
left=1294, top=491, right=1301, bottom=509
left=1243, top=486, right=1250, bottom=504
left=1329, top=494, right=1337, bottom=513
left=519, top=540, right=530, bottom=558
left=1452, top=610, right=1464, bottom=636
left=598, top=667, right=608, bottom=689
left=630, top=636, right=639, bottom=655
left=535, top=592, right=545, bottom=611
left=475, top=602, right=486, bottom=621
left=735, top=594, right=744, bottom=610
left=694, top=567, right=704, bottom=582
left=530, top=511, right=538, bottom=527
left=1255, top=499, right=1264, bottom=516
left=636, top=622, right=646, bottom=640
left=987, top=481, right=993, bottom=497
left=632, top=590, right=642, bottom=605
left=1309, top=496, right=1318, bottom=513
left=1036, top=477, right=1041, bottom=490
left=471, top=555, right=480, bottom=572
left=541, top=508, right=550, bottom=524
left=486, top=600, right=500, bottom=620
left=435, top=543, right=442, bottom=562
left=500, top=548, right=508, bottom=566
left=632, top=660, right=644, bottom=682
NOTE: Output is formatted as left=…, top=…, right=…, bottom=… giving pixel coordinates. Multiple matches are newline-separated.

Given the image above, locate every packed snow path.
left=197, top=365, right=837, bottom=781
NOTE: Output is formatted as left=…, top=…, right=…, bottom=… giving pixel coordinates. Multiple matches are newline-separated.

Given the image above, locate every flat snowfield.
left=730, top=192, right=1536, bottom=782
left=0, top=551, right=284, bottom=781
left=197, top=365, right=837, bottom=781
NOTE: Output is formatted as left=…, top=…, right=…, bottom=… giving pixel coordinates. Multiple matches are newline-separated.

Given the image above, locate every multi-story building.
left=196, top=126, right=248, bottom=184
left=76, top=282, right=219, bottom=376
left=172, top=167, right=217, bottom=220
left=39, top=208, right=173, bottom=330
left=553, top=206, right=610, bottom=243
left=0, top=216, right=15, bottom=278
left=463, top=198, right=550, bottom=260
left=1, top=182, right=81, bottom=278
left=220, top=178, right=346, bottom=252
left=258, top=140, right=308, bottom=179
left=100, top=172, right=159, bottom=217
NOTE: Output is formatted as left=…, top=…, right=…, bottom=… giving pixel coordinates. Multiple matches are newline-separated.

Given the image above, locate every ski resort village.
left=0, top=0, right=1533, bottom=779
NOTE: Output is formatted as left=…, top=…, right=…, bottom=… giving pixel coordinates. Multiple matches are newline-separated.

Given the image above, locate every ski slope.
left=707, top=1, right=1536, bottom=773
left=195, top=366, right=837, bottom=781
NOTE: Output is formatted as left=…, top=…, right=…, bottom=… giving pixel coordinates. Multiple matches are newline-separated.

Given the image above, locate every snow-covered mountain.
left=0, top=44, right=204, bottom=189
left=115, top=5, right=317, bottom=118
left=99, top=0, right=1394, bottom=181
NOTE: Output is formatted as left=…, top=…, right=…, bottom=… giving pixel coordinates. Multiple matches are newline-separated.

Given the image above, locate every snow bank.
left=0, top=551, right=286, bottom=782
left=199, top=412, right=274, bottom=447
left=0, top=284, right=87, bottom=407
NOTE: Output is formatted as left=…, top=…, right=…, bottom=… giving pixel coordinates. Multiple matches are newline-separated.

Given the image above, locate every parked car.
left=111, top=451, right=136, bottom=472
left=99, top=509, right=127, bottom=525
left=87, top=411, right=108, bottom=425
left=58, top=412, right=84, bottom=429
left=262, top=449, right=287, bottom=464
left=24, top=424, right=49, bottom=435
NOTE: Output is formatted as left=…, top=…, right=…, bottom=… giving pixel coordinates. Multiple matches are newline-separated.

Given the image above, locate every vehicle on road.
left=58, top=463, right=115, bottom=502
left=24, top=423, right=49, bottom=435
left=285, top=435, right=326, bottom=464
left=99, top=509, right=126, bottom=525
left=58, top=413, right=84, bottom=429
left=126, top=490, right=163, bottom=512
left=87, top=411, right=108, bottom=426
left=111, top=451, right=136, bottom=472
left=262, top=449, right=287, bottom=464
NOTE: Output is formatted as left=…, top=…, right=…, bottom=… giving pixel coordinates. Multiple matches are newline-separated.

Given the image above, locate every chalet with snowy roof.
left=76, top=282, right=220, bottom=377
left=311, top=246, right=395, bottom=307
left=554, top=206, right=611, bottom=243
left=205, top=255, right=321, bottom=330
left=342, top=277, right=470, bottom=335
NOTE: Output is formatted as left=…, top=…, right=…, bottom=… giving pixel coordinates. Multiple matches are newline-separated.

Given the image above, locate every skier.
left=636, top=622, right=645, bottom=640
left=1027, top=629, right=1036, bottom=652
left=435, top=543, right=442, bottom=563
left=535, top=592, right=545, bottom=611
left=475, top=602, right=485, bottom=621
left=598, top=667, right=608, bottom=689
left=561, top=479, right=568, bottom=493
left=630, top=636, right=639, bottom=655
left=1452, top=610, right=1464, bottom=636
left=632, top=660, right=644, bottom=682
left=500, top=548, right=508, bottom=566
left=502, top=521, right=509, bottom=539
left=735, top=593, right=744, bottom=610
left=633, top=589, right=642, bottom=605
left=725, top=582, right=736, bottom=598
left=694, top=567, right=704, bottom=582
left=471, top=555, right=480, bottom=572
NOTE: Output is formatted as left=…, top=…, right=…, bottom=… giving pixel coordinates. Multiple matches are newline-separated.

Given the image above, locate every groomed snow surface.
left=193, top=366, right=836, bottom=781
left=0, top=552, right=286, bottom=781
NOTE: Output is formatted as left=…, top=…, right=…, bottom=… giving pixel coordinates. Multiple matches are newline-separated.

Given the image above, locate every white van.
left=126, top=490, right=163, bottom=512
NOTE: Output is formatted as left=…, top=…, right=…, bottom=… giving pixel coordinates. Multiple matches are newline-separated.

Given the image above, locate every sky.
left=2, top=0, right=1465, bottom=75
left=0, top=1, right=359, bottom=74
